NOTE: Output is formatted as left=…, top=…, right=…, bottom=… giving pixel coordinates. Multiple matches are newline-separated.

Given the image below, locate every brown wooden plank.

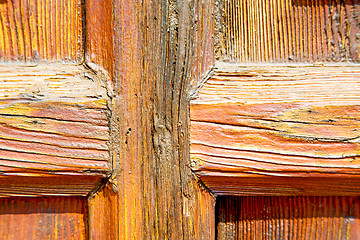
left=217, top=196, right=360, bottom=239
left=0, top=0, right=82, bottom=62
left=0, top=196, right=87, bottom=239
left=216, top=0, right=360, bottom=63
left=191, top=63, right=360, bottom=195
left=0, top=63, right=110, bottom=196
left=86, top=0, right=216, bottom=239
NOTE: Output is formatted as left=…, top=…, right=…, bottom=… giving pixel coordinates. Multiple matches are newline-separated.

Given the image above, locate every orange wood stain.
left=0, top=0, right=82, bottom=62
left=191, top=64, right=360, bottom=195
left=217, top=196, right=360, bottom=239
left=0, top=63, right=110, bottom=196
left=217, top=0, right=360, bottom=62
left=0, top=197, right=87, bottom=239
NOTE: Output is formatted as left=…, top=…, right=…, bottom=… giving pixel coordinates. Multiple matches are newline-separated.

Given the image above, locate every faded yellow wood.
left=0, top=63, right=110, bottom=196
left=191, top=63, right=360, bottom=195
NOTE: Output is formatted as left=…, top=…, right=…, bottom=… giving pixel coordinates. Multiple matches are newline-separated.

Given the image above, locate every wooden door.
left=2, top=0, right=359, bottom=239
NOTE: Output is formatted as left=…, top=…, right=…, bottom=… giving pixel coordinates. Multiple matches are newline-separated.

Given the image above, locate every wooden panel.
left=191, top=63, right=360, bottom=195
left=216, top=0, right=360, bottom=63
left=217, top=196, right=360, bottom=239
left=0, top=197, right=87, bottom=239
left=0, top=0, right=82, bottom=62
left=0, top=63, right=110, bottom=196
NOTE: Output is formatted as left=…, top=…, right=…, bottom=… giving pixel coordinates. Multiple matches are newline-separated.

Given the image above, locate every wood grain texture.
left=137, top=0, right=216, bottom=238
left=88, top=183, right=119, bottom=240
left=191, top=63, right=360, bottom=195
left=216, top=0, right=360, bottom=63
left=84, top=0, right=216, bottom=239
left=85, top=0, right=114, bottom=83
left=217, top=196, right=360, bottom=239
left=190, top=0, right=215, bottom=93
left=0, top=0, right=83, bottom=62
left=0, top=63, right=110, bottom=196
left=0, top=196, right=87, bottom=239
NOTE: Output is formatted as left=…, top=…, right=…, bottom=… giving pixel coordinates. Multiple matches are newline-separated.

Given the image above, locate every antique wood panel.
left=0, top=197, right=87, bottom=239
left=216, top=0, right=360, bottom=63
left=0, top=0, right=83, bottom=62
left=0, top=63, right=110, bottom=196
left=190, top=63, right=360, bottom=196
left=217, top=196, right=360, bottom=239
left=85, top=0, right=216, bottom=239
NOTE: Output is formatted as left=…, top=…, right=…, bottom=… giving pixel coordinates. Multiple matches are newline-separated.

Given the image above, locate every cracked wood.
left=0, top=63, right=110, bottom=197
left=191, top=63, right=360, bottom=195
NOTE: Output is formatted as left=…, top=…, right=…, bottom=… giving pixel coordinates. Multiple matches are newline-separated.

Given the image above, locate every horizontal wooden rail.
left=191, top=63, right=360, bottom=196
left=0, top=63, right=110, bottom=197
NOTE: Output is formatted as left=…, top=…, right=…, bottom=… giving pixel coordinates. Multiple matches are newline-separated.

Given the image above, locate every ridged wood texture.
left=0, top=197, right=87, bottom=239
left=191, top=64, right=360, bottom=195
left=216, top=0, right=360, bottom=63
left=217, top=196, right=360, bottom=239
left=0, top=0, right=82, bottom=62
left=0, top=63, right=110, bottom=196
left=86, top=0, right=216, bottom=239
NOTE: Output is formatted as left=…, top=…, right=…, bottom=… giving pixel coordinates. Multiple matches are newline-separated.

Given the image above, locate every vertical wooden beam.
left=86, top=0, right=216, bottom=239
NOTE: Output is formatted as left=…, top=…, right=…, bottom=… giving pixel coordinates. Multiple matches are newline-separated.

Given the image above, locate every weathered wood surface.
left=191, top=63, right=360, bottom=195
left=86, top=0, right=216, bottom=239
left=0, top=196, right=87, bottom=239
left=0, top=0, right=82, bottom=62
left=216, top=0, right=360, bottom=63
left=0, top=63, right=110, bottom=196
left=217, top=196, right=360, bottom=239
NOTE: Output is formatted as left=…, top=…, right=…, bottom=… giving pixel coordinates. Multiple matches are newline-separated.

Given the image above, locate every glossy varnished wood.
left=0, top=0, right=83, bottom=62
left=191, top=63, right=360, bottom=195
left=217, top=196, right=360, bottom=239
left=217, top=0, right=360, bottom=63
left=0, top=63, right=110, bottom=196
left=0, top=197, right=87, bottom=239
